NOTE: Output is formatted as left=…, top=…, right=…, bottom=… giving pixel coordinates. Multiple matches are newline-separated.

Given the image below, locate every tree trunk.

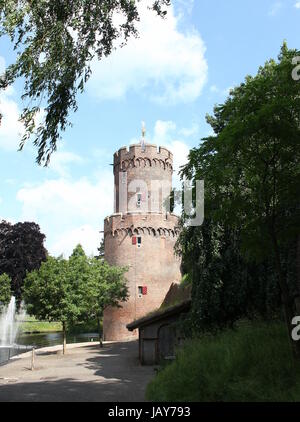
left=271, top=232, right=300, bottom=359
left=97, top=317, right=103, bottom=348
left=62, top=321, right=66, bottom=355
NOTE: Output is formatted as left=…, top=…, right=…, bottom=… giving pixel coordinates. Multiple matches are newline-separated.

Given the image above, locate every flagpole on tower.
left=141, top=121, right=146, bottom=151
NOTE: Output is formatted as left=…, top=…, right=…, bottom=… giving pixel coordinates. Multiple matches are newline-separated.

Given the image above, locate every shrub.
left=146, top=322, right=300, bottom=402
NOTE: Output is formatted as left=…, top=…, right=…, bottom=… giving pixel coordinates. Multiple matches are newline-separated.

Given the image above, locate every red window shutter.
left=142, top=286, right=147, bottom=295
left=132, top=236, right=137, bottom=245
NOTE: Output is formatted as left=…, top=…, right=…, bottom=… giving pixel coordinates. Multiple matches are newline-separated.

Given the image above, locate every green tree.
left=77, top=254, right=128, bottom=345
left=23, top=255, right=79, bottom=354
left=24, top=244, right=128, bottom=352
left=0, top=0, right=170, bottom=164
left=180, top=43, right=300, bottom=356
left=0, top=273, right=12, bottom=307
left=67, top=244, right=95, bottom=330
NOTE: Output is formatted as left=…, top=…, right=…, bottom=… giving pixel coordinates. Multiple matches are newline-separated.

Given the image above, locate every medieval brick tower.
left=103, top=128, right=181, bottom=340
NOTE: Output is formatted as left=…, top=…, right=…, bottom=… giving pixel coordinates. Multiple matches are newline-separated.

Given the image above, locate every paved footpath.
left=0, top=340, right=155, bottom=402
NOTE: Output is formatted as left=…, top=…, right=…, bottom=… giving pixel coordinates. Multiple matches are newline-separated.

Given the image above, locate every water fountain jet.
left=0, top=297, right=20, bottom=346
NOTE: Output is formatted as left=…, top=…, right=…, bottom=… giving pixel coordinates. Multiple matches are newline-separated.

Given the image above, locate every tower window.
left=137, top=193, right=142, bottom=207
left=138, top=286, right=147, bottom=297
left=132, top=236, right=141, bottom=246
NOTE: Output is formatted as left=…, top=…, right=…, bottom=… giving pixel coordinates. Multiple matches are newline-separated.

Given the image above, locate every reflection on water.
left=0, top=331, right=99, bottom=365
left=18, top=331, right=99, bottom=348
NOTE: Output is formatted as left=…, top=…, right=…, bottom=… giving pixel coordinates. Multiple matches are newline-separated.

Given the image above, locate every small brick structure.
left=126, top=283, right=192, bottom=365
left=103, top=143, right=182, bottom=341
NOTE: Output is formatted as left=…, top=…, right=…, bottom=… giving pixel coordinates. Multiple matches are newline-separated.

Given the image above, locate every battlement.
left=114, top=143, right=173, bottom=165
left=104, top=212, right=180, bottom=237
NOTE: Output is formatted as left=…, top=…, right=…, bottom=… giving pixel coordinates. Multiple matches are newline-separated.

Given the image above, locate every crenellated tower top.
left=113, top=143, right=173, bottom=167
left=113, top=143, right=173, bottom=215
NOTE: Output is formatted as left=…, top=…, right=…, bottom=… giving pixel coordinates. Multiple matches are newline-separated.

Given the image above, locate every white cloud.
left=51, top=224, right=102, bottom=258
left=0, top=86, right=24, bottom=151
left=295, top=1, right=300, bottom=8
left=0, top=56, right=44, bottom=153
left=0, top=56, right=23, bottom=151
left=269, top=2, right=283, bottom=16
left=17, top=177, right=112, bottom=224
left=88, top=1, right=207, bottom=104
left=47, top=150, right=84, bottom=177
left=179, top=123, right=199, bottom=138
left=17, top=172, right=113, bottom=257
left=153, top=120, right=177, bottom=140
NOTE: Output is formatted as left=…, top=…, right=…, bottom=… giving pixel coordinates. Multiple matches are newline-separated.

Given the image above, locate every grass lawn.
left=19, top=317, right=62, bottom=334
left=146, top=321, right=300, bottom=402
left=19, top=317, right=99, bottom=334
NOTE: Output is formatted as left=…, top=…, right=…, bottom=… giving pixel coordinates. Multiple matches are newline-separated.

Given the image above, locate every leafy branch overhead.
left=0, top=0, right=170, bottom=164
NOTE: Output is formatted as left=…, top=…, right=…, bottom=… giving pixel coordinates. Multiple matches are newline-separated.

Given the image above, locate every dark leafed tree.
left=180, top=43, right=300, bottom=357
left=0, top=220, right=47, bottom=302
left=0, top=0, right=170, bottom=164
left=96, top=237, right=105, bottom=260
left=0, top=273, right=12, bottom=307
left=175, top=218, right=287, bottom=334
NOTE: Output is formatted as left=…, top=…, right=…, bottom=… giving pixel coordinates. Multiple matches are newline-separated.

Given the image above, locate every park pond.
left=0, top=331, right=99, bottom=365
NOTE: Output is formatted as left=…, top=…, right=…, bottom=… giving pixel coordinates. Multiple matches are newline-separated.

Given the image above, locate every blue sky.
left=0, top=0, right=299, bottom=256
